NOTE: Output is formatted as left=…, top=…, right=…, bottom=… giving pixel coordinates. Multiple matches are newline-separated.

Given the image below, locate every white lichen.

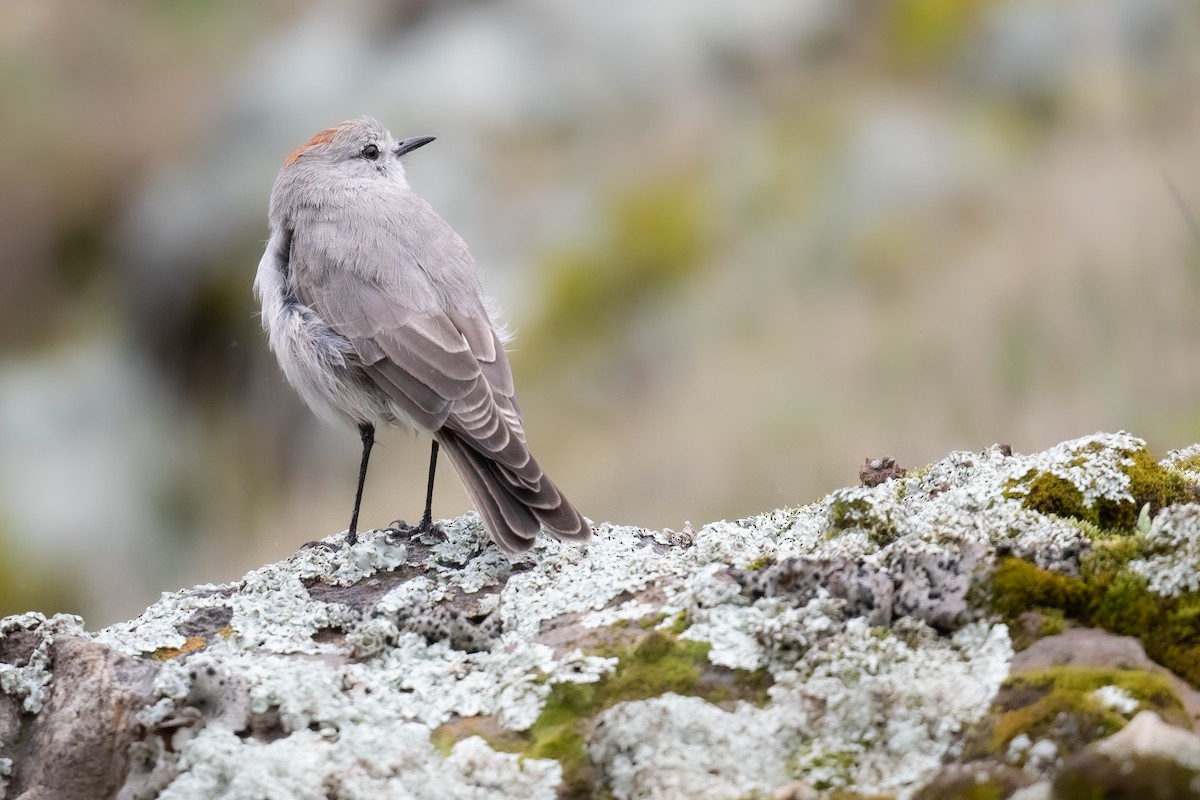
left=0, top=612, right=85, bottom=713
left=1092, top=685, right=1139, bottom=715
left=591, top=694, right=793, bottom=800
left=1163, top=443, right=1200, bottom=486
left=4, top=431, right=1183, bottom=799
left=1128, top=503, right=1200, bottom=596
left=998, top=431, right=1144, bottom=509
left=592, top=620, right=1012, bottom=800
left=156, top=724, right=561, bottom=800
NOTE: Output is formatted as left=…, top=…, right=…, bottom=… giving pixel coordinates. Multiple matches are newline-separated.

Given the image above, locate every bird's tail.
left=437, top=430, right=591, bottom=554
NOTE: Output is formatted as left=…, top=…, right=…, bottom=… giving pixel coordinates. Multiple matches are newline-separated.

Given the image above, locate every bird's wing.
left=289, top=225, right=529, bottom=472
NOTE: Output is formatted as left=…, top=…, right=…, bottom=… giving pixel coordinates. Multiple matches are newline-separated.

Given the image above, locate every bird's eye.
left=361, top=143, right=380, bottom=160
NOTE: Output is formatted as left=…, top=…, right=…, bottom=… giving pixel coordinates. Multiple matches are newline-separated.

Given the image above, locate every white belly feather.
left=254, top=246, right=419, bottom=433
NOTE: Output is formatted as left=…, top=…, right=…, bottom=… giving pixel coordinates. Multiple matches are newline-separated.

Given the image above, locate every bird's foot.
left=385, top=514, right=441, bottom=543
left=302, top=529, right=360, bottom=552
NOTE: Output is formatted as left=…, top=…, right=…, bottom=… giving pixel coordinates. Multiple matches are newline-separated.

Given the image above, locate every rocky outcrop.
left=2, top=432, right=1199, bottom=799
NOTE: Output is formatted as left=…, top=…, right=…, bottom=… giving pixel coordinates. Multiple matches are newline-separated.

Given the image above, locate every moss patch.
left=426, top=629, right=772, bottom=798
left=989, top=551, right=1200, bottom=686
left=1007, top=447, right=1195, bottom=530
left=961, top=666, right=1187, bottom=762
left=517, top=629, right=772, bottom=798
left=828, top=491, right=899, bottom=546
left=742, top=554, right=773, bottom=572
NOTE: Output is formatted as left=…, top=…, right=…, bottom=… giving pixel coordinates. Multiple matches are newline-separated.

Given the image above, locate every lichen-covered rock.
left=1, top=432, right=1198, bottom=799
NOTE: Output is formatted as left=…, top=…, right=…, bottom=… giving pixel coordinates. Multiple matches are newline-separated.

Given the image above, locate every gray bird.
left=254, top=117, right=591, bottom=553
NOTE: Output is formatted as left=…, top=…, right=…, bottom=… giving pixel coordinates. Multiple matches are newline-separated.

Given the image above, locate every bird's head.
left=282, top=117, right=435, bottom=181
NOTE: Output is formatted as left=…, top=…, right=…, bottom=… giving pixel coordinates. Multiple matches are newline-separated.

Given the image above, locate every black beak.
left=394, top=136, right=436, bottom=158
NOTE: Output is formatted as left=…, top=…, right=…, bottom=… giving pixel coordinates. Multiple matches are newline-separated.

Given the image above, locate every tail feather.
left=437, top=431, right=591, bottom=553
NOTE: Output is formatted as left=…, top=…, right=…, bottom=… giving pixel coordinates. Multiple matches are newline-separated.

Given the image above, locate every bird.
left=254, top=117, right=591, bottom=554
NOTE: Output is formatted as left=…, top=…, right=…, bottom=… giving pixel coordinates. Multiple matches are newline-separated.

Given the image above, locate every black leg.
left=418, top=440, right=439, bottom=530
left=387, top=439, right=440, bottom=538
left=347, top=423, right=375, bottom=545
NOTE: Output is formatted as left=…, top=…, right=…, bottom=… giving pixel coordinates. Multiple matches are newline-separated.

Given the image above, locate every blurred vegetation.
left=887, top=0, right=990, bottom=68
left=0, top=523, right=83, bottom=620
left=518, top=173, right=711, bottom=367
left=1, top=0, right=1200, bottom=624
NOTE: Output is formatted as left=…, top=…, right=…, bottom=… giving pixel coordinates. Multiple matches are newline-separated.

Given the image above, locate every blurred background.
left=1, top=0, right=1198, bottom=627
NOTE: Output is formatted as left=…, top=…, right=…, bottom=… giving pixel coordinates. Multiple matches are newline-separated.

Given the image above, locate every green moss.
left=1122, top=448, right=1195, bottom=520
left=988, top=552, right=1200, bottom=690
left=634, top=613, right=668, bottom=630
left=1063, top=516, right=1105, bottom=541
left=963, top=666, right=1187, bottom=761
left=742, top=555, right=773, bottom=571
left=828, top=491, right=899, bottom=546
left=666, top=610, right=691, bottom=635
left=520, top=629, right=772, bottom=798
left=1013, top=469, right=1089, bottom=521
left=1009, top=446, right=1195, bottom=531
left=1038, top=607, right=1066, bottom=638
left=989, top=557, right=1090, bottom=621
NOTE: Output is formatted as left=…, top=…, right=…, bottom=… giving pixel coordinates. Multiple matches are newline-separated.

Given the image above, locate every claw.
left=385, top=515, right=441, bottom=543
left=302, top=529, right=359, bottom=552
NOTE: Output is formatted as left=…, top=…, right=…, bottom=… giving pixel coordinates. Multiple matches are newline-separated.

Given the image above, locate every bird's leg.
left=346, top=422, right=375, bottom=545
left=418, top=439, right=439, bottom=531
left=387, top=440, right=441, bottom=539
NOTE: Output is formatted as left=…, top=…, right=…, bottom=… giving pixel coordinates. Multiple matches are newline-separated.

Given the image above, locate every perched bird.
left=254, top=117, right=591, bottom=553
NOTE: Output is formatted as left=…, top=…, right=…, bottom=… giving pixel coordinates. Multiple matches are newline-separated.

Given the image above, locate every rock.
left=912, top=762, right=1034, bottom=800
left=859, top=455, right=907, bottom=487
left=772, top=780, right=819, bottom=800
left=1, top=432, right=1198, bottom=799
left=1091, top=709, right=1200, bottom=767
left=1013, top=627, right=1200, bottom=730
left=1054, top=711, right=1200, bottom=799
